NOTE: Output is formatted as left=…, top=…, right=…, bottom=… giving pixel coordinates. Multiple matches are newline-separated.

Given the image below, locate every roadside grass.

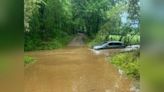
left=24, top=56, right=36, bottom=65
left=109, top=50, right=140, bottom=80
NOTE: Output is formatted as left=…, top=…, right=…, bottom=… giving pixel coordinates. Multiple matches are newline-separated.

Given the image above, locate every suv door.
left=108, top=42, right=122, bottom=48
left=107, top=42, right=115, bottom=48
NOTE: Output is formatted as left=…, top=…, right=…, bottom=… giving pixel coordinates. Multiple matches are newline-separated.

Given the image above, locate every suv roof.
left=107, top=41, right=124, bottom=43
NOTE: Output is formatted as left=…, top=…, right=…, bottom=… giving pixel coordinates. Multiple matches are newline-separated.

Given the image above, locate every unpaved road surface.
left=68, top=33, right=86, bottom=47
left=25, top=34, right=132, bottom=92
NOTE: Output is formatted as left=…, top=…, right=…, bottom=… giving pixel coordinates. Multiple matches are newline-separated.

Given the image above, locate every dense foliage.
left=110, top=51, right=140, bottom=80
left=24, top=0, right=140, bottom=51
left=88, top=0, right=140, bottom=46
left=24, top=0, right=74, bottom=51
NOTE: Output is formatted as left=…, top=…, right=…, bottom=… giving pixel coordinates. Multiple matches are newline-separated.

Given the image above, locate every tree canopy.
left=24, top=0, right=140, bottom=51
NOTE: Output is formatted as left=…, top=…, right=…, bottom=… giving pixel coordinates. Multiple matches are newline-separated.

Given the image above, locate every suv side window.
left=115, top=43, right=122, bottom=45
left=108, top=42, right=122, bottom=45
left=108, top=43, right=113, bottom=45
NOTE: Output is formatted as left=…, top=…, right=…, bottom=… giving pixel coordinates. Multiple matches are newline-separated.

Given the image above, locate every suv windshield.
left=99, top=41, right=107, bottom=45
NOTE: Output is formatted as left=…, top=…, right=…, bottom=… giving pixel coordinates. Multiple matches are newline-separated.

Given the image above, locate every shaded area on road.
left=68, top=33, right=86, bottom=47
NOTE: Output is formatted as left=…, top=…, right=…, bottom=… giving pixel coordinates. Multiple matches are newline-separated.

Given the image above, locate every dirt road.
left=24, top=34, right=132, bottom=92
left=68, top=33, right=86, bottom=47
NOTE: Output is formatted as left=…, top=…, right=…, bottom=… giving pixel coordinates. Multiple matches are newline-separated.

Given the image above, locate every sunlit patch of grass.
left=109, top=51, right=140, bottom=80
left=24, top=56, right=36, bottom=65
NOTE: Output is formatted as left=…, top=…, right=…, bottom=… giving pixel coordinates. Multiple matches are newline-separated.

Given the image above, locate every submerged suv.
left=93, top=41, right=126, bottom=50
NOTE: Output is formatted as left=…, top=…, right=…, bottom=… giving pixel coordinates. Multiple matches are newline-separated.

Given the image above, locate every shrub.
left=24, top=30, right=72, bottom=51
left=24, top=56, right=36, bottom=65
left=110, top=51, right=140, bottom=80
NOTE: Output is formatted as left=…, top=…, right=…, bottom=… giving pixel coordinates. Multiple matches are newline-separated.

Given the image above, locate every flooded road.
left=24, top=34, right=132, bottom=92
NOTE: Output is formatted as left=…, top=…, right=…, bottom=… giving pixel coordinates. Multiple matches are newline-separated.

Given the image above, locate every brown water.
left=24, top=34, right=132, bottom=92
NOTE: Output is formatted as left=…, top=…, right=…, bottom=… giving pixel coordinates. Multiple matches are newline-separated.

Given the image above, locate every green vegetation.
left=87, top=0, right=140, bottom=46
left=24, top=56, right=36, bottom=65
left=24, top=0, right=75, bottom=51
left=24, top=0, right=140, bottom=51
left=110, top=51, right=140, bottom=80
left=25, top=31, right=73, bottom=51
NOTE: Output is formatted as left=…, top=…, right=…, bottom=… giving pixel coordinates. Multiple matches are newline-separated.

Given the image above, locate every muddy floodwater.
left=24, top=34, right=133, bottom=92
left=25, top=47, right=133, bottom=92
